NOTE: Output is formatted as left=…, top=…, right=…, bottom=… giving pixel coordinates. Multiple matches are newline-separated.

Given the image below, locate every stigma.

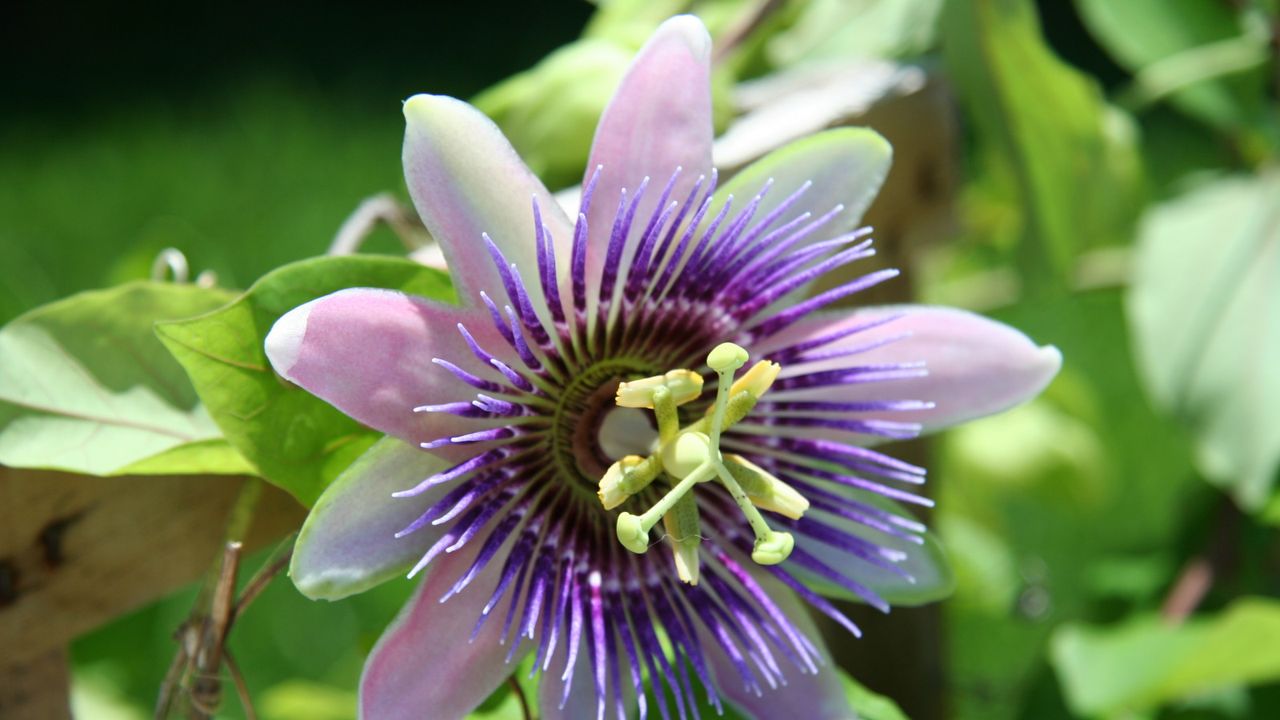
left=597, top=343, right=809, bottom=584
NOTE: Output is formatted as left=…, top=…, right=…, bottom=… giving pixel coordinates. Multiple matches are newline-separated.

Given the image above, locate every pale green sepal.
left=290, top=436, right=450, bottom=601
left=712, top=127, right=893, bottom=241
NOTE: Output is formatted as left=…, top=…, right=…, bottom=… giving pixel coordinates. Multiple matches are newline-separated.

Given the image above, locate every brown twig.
left=154, top=480, right=267, bottom=720
left=223, top=650, right=258, bottom=720
left=1160, top=556, right=1214, bottom=623
left=188, top=541, right=242, bottom=718
left=1160, top=498, right=1241, bottom=624
left=231, top=536, right=295, bottom=624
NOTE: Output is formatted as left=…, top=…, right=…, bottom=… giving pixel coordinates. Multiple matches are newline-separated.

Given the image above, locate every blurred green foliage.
left=1128, top=172, right=1280, bottom=512
left=3, top=0, right=1278, bottom=718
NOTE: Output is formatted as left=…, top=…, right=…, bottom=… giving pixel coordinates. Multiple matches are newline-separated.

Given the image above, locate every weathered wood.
left=0, top=467, right=304, bottom=667
left=0, top=648, right=71, bottom=720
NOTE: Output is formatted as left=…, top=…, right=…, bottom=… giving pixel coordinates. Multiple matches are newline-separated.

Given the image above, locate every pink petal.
left=583, top=15, right=714, bottom=306
left=705, top=570, right=853, bottom=719
left=360, top=540, right=527, bottom=720
left=403, top=94, right=574, bottom=308
left=759, top=305, right=1062, bottom=434
left=264, top=288, right=504, bottom=456
left=290, top=437, right=452, bottom=600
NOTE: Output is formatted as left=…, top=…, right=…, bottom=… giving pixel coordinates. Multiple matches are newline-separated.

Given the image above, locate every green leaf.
left=1128, top=171, right=1280, bottom=510
left=840, top=669, right=909, bottom=720
left=1075, top=0, right=1268, bottom=130
left=942, top=0, right=1142, bottom=290
left=1262, top=492, right=1280, bottom=527
left=118, top=438, right=256, bottom=475
left=259, top=680, right=356, bottom=720
left=156, top=255, right=455, bottom=506
left=0, top=281, right=240, bottom=475
left=1051, top=598, right=1280, bottom=716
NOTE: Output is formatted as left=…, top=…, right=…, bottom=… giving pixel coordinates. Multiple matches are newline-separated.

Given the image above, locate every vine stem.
left=154, top=478, right=266, bottom=720
left=508, top=675, right=533, bottom=720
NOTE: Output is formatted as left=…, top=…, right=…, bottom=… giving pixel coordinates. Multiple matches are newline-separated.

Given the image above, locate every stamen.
left=598, top=342, right=806, bottom=577
left=615, top=370, right=703, bottom=409
left=663, top=493, right=701, bottom=585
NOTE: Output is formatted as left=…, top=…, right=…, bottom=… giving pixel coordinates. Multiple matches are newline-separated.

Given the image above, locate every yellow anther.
left=598, top=455, right=647, bottom=510
left=725, top=454, right=810, bottom=520
left=616, top=369, right=704, bottom=408
left=663, top=493, right=701, bottom=585
left=729, top=360, right=781, bottom=399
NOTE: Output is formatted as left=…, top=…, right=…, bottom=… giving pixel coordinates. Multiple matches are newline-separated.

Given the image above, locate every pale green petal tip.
left=289, top=551, right=398, bottom=602
left=816, top=125, right=893, bottom=159
left=402, top=93, right=476, bottom=131
left=288, top=486, right=410, bottom=602
left=402, top=93, right=438, bottom=122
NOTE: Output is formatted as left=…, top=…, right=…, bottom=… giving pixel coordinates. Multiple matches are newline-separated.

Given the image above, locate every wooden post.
left=0, top=467, right=304, bottom=716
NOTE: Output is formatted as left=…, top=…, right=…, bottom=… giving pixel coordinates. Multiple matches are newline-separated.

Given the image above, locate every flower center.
left=549, top=358, right=657, bottom=496
left=596, top=342, right=811, bottom=584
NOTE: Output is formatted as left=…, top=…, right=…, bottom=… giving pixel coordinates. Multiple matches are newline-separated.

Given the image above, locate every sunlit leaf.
left=119, top=438, right=256, bottom=475
left=0, top=281, right=241, bottom=476
left=1128, top=171, right=1280, bottom=510
left=942, top=0, right=1142, bottom=290
left=1051, top=598, right=1280, bottom=716
left=157, top=255, right=454, bottom=506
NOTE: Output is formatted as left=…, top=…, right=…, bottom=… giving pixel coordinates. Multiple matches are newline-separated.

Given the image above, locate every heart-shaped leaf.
left=0, top=281, right=243, bottom=475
